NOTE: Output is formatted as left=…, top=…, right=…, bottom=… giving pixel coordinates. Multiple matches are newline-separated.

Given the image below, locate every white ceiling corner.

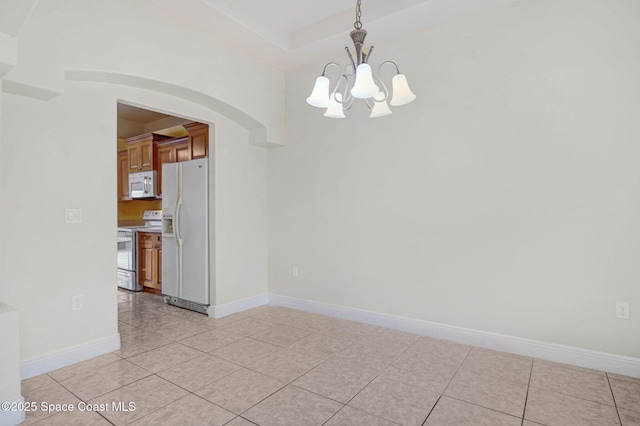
left=144, top=0, right=518, bottom=72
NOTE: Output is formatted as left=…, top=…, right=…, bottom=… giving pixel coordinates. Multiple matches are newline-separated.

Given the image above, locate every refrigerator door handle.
left=175, top=198, right=183, bottom=247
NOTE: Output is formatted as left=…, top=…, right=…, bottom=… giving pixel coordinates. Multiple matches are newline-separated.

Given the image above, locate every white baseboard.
left=0, top=396, right=25, bottom=426
left=20, top=334, right=120, bottom=380
left=269, top=293, right=640, bottom=379
left=211, top=293, right=269, bottom=319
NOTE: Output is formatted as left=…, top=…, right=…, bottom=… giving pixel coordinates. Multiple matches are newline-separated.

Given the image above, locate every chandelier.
left=306, top=0, right=417, bottom=118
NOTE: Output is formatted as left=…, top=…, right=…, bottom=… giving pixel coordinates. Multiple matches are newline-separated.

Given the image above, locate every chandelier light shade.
left=390, top=74, right=417, bottom=106
left=306, top=0, right=416, bottom=118
left=324, top=93, right=346, bottom=118
left=351, top=64, right=379, bottom=99
left=306, top=76, right=331, bottom=107
left=370, top=92, right=393, bottom=118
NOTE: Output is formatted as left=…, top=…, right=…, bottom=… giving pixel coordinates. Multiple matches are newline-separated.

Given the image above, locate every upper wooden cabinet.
left=155, top=137, right=190, bottom=197
left=119, top=124, right=208, bottom=200
left=183, top=122, right=208, bottom=159
left=117, top=150, right=129, bottom=201
left=125, top=133, right=171, bottom=172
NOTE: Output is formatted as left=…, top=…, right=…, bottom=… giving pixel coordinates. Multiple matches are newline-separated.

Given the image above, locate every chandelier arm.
left=343, top=96, right=355, bottom=111
left=365, top=98, right=375, bottom=110
left=344, top=47, right=357, bottom=76
left=364, top=46, right=374, bottom=64
left=333, top=74, right=353, bottom=105
left=321, top=62, right=343, bottom=78
left=377, top=60, right=401, bottom=75
left=375, top=60, right=401, bottom=101
left=374, top=75, right=389, bottom=102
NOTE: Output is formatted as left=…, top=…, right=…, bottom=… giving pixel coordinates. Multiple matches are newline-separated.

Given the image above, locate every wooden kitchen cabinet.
left=155, top=137, right=190, bottom=197
left=125, top=133, right=171, bottom=172
left=138, top=232, right=162, bottom=291
left=117, top=150, right=130, bottom=200
left=183, top=122, right=208, bottom=159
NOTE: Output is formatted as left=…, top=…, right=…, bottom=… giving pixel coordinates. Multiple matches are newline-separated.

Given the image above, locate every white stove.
left=117, top=210, right=163, bottom=291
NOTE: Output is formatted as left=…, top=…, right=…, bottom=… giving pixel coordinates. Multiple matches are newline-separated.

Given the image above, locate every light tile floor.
left=20, top=290, right=640, bottom=425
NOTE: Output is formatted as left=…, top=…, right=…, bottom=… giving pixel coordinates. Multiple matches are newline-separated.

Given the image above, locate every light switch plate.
left=65, top=209, right=83, bottom=224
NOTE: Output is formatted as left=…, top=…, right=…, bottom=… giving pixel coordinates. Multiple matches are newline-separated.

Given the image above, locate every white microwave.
left=129, top=171, right=158, bottom=199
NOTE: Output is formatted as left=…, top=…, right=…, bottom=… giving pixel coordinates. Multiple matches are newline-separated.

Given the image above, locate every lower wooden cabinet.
left=138, top=232, right=162, bottom=291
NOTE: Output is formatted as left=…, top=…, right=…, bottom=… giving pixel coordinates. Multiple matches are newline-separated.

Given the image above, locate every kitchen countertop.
left=118, top=226, right=162, bottom=233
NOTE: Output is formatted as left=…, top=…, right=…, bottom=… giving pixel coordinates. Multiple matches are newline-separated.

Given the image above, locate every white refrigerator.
left=161, top=158, right=209, bottom=313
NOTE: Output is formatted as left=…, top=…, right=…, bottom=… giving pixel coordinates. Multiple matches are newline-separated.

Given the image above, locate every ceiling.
left=117, top=104, right=171, bottom=124
left=144, top=0, right=517, bottom=72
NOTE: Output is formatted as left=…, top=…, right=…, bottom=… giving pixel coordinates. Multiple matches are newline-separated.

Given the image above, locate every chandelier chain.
left=354, top=0, right=362, bottom=29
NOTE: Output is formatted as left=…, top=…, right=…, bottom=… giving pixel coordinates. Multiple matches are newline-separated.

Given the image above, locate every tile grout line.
left=520, top=356, right=534, bottom=425
left=421, top=345, right=474, bottom=425
left=605, top=373, right=624, bottom=426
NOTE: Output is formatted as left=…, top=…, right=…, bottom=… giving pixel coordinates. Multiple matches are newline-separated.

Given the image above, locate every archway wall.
left=0, top=0, right=273, bottom=376
left=4, top=0, right=285, bottom=146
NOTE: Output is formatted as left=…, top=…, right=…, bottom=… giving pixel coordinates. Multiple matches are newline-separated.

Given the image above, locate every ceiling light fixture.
left=306, top=0, right=416, bottom=118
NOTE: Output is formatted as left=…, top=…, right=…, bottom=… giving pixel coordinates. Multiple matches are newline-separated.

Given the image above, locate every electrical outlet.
left=72, top=295, right=83, bottom=311
left=292, top=266, right=299, bottom=278
left=616, top=302, right=629, bottom=320
left=65, top=209, right=83, bottom=224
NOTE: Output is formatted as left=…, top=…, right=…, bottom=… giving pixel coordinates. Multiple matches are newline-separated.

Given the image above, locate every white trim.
left=20, top=334, right=120, bottom=380
left=0, top=396, right=25, bottom=426
left=268, top=293, right=640, bottom=378
left=210, top=293, right=269, bottom=319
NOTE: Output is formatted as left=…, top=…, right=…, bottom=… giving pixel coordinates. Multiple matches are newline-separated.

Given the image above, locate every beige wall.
left=1, top=0, right=274, bottom=373
left=271, top=0, right=640, bottom=358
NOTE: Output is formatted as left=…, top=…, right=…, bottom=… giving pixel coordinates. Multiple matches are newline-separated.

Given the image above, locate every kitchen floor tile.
left=379, top=355, right=459, bottom=394
left=243, top=347, right=324, bottom=382
left=444, top=368, right=528, bottom=417
left=424, top=396, right=521, bottom=426
left=21, top=296, right=640, bottom=426
left=128, top=394, right=235, bottom=426
left=524, top=386, right=620, bottom=426
left=179, top=328, right=244, bottom=353
left=127, top=342, right=204, bottom=373
left=224, top=417, right=259, bottom=425
left=47, top=353, right=121, bottom=382
left=195, top=368, right=285, bottom=414
left=31, top=409, right=112, bottom=425
left=404, top=337, right=471, bottom=366
left=293, top=357, right=379, bottom=403
left=216, top=316, right=275, bottom=337
left=243, top=385, right=342, bottom=426
left=115, top=331, right=173, bottom=358
left=156, top=354, right=240, bottom=391
left=250, top=324, right=313, bottom=347
left=349, top=376, right=440, bottom=426
left=530, top=359, right=615, bottom=405
left=21, top=382, right=81, bottom=425
left=212, top=338, right=280, bottom=366
left=609, top=375, right=640, bottom=411
left=460, top=348, right=532, bottom=384
left=356, top=327, right=420, bottom=350
left=619, top=408, right=640, bottom=426
left=318, top=319, right=379, bottom=341
left=324, top=405, right=399, bottom=426
left=117, top=321, right=138, bottom=337
left=286, top=332, right=353, bottom=359
left=152, top=319, right=211, bottom=341
left=21, top=373, right=56, bottom=394
left=333, top=342, right=399, bottom=374
left=57, top=359, right=151, bottom=401
left=88, top=375, right=188, bottom=425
